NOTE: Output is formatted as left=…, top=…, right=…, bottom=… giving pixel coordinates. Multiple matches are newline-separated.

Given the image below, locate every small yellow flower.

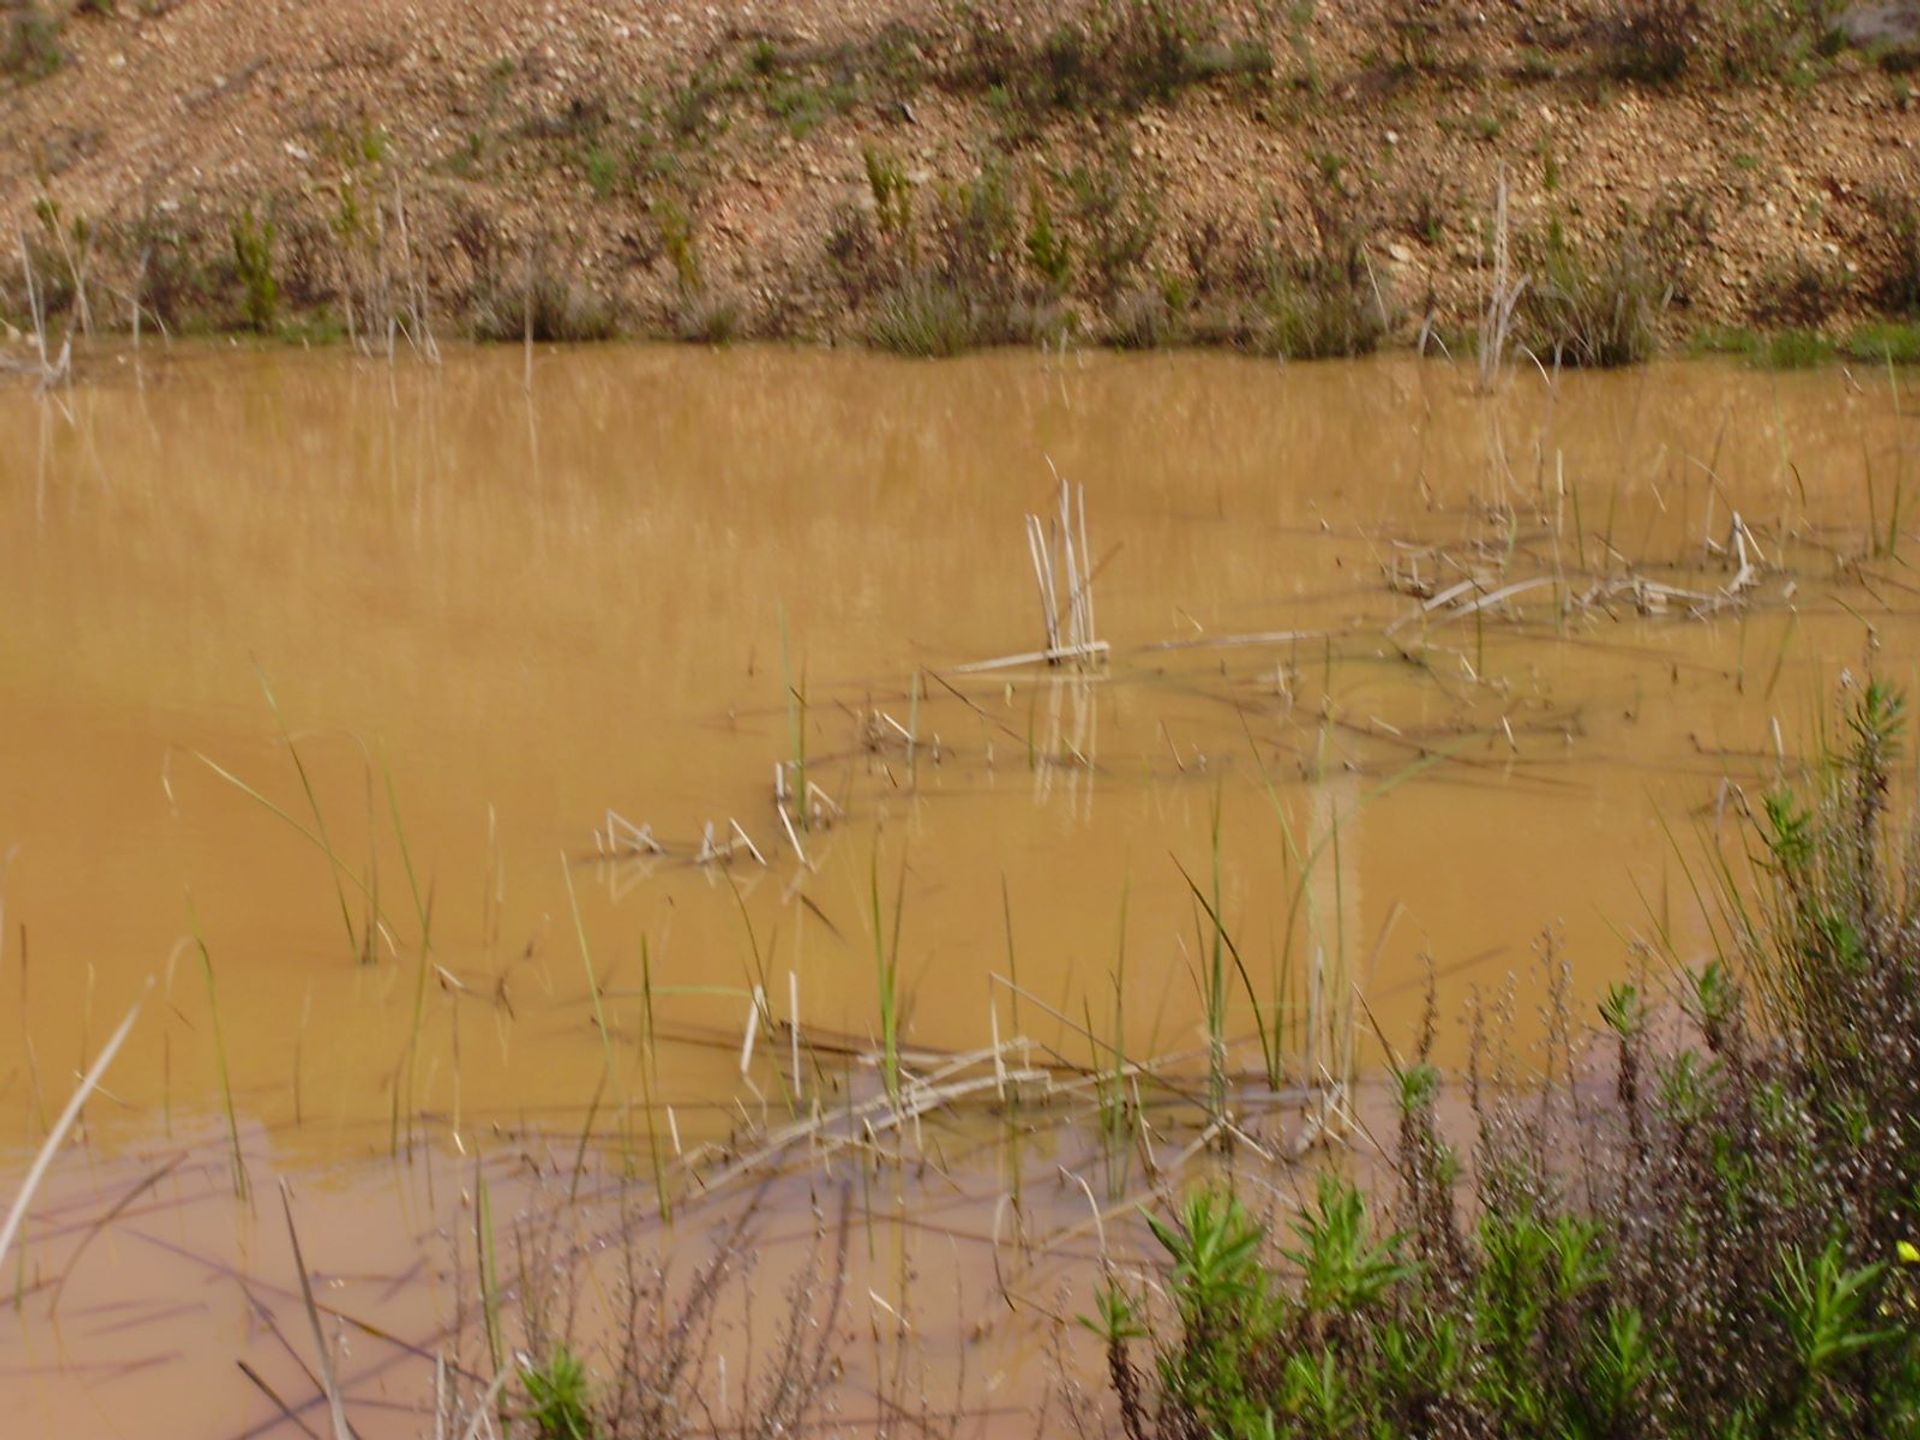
left=1898, top=1240, right=1920, bottom=1265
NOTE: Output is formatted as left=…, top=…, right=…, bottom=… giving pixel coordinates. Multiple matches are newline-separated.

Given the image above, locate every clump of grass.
left=1690, top=322, right=1763, bottom=357
left=1258, top=260, right=1390, bottom=359
left=472, top=250, right=616, bottom=342
left=1025, top=182, right=1073, bottom=293
left=580, top=144, right=622, bottom=200
left=1110, top=681, right=1920, bottom=1440
left=1760, top=326, right=1835, bottom=368
left=670, top=286, right=740, bottom=344
left=867, top=277, right=980, bottom=357
left=1178, top=186, right=1393, bottom=359
left=653, top=198, right=739, bottom=344
left=857, top=155, right=1072, bottom=356
left=522, top=1343, right=596, bottom=1440
left=871, top=280, right=1067, bottom=355
left=3, top=3, right=65, bottom=81
left=1611, top=0, right=1845, bottom=84
left=1843, top=320, right=1920, bottom=365
left=1691, top=323, right=1840, bottom=369
left=953, top=0, right=1268, bottom=117
left=1518, top=220, right=1669, bottom=368
left=1105, top=281, right=1179, bottom=349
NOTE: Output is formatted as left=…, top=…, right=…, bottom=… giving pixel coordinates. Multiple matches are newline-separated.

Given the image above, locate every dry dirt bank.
left=4, top=0, right=1920, bottom=355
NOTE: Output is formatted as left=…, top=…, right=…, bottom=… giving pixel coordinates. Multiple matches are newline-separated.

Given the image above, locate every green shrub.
left=1113, top=681, right=1920, bottom=1440
left=1025, top=185, right=1073, bottom=293
left=230, top=208, right=279, bottom=334
left=1063, top=142, right=1160, bottom=298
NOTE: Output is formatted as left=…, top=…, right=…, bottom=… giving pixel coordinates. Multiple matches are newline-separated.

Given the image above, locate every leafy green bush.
left=1112, top=682, right=1920, bottom=1439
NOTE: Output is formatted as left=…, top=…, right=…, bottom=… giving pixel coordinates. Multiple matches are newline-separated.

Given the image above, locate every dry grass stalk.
left=967, top=470, right=1110, bottom=672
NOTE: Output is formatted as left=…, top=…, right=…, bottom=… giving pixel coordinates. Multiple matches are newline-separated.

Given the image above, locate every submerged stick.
left=1143, top=629, right=1325, bottom=653
left=950, top=642, right=1110, bottom=675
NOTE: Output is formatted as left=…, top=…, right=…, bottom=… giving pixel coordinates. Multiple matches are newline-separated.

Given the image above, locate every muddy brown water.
left=2, top=343, right=1916, bottom=1436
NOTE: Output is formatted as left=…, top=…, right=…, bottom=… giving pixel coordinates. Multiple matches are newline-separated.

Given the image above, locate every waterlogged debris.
left=594, top=811, right=769, bottom=869
left=596, top=809, right=663, bottom=856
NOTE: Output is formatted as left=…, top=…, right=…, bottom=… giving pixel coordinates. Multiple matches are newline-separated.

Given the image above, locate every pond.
left=1, top=343, right=1911, bottom=1436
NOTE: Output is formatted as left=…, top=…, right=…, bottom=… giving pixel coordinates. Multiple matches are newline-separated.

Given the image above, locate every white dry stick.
left=1077, top=481, right=1096, bottom=652
left=950, top=640, right=1110, bottom=674
left=990, top=1003, right=1006, bottom=1101
left=789, top=970, right=803, bottom=1103
left=457, top=1364, right=518, bottom=1440
left=1145, top=628, right=1324, bottom=653
left=1448, top=575, right=1557, bottom=619
left=728, top=819, right=768, bottom=868
left=740, top=987, right=764, bottom=1076
left=0, top=982, right=150, bottom=1272
left=1052, top=470, right=1085, bottom=650
left=777, top=803, right=810, bottom=867
left=1025, top=514, right=1060, bottom=653
left=20, top=229, right=47, bottom=373
left=1727, top=511, right=1758, bottom=597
